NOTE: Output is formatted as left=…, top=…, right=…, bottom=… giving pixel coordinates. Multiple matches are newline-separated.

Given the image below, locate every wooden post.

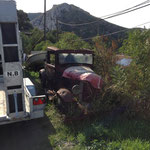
left=44, top=0, right=46, bottom=41
left=56, top=18, right=58, bottom=42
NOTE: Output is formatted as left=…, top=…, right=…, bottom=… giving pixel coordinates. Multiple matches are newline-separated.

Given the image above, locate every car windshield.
left=59, top=53, right=93, bottom=65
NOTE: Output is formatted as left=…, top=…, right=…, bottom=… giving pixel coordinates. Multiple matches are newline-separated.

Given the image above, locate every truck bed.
left=0, top=83, right=7, bottom=117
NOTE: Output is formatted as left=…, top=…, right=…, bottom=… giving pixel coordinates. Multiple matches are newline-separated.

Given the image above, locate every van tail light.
left=33, top=97, right=46, bottom=105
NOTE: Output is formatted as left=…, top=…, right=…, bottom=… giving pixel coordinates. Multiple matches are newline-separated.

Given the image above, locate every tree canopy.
left=17, top=10, right=33, bottom=31
left=55, top=32, right=91, bottom=49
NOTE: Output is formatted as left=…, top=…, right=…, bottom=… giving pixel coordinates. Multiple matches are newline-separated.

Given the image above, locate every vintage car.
left=39, top=47, right=103, bottom=114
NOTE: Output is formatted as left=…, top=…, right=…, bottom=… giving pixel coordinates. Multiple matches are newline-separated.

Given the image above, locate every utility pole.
left=97, top=20, right=100, bottom=36
left=44, top=0, right=46, bottom=41
left=56, top=18, right=59, bottom=42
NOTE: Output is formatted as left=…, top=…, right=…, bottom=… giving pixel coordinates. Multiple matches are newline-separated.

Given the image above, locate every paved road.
left=0, top=116, right=55, bottom=150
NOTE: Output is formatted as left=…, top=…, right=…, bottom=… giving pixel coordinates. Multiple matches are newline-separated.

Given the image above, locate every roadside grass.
left=25, top=71, right=150, bottom=150
left=46, top=103, right=150, bottom=150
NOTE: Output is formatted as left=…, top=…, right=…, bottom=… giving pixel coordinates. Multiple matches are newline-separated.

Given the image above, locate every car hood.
left=62, top=66, right=103, bottom=89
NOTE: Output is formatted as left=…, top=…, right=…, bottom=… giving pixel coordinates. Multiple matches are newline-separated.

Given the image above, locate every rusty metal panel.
left=57, top=88, right=74, bottom=102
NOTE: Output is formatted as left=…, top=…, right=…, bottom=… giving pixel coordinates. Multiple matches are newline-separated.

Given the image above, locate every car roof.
left=47, top=46, right=94, bottom=54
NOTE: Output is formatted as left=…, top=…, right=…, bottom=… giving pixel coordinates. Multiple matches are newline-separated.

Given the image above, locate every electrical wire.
left=58, top=1, right=150, bottom=26
left=28, top=35, right=44, bottom=53
left=58, top=0, right=150, bottom=26
left=71, top=21, right=150, bottom=41
left=100, top=0, right=150, bottom=19
left=104, top=3, right=150, bottom=20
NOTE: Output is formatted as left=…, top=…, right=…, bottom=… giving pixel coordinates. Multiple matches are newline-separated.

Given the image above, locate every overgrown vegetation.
left=90, top=29, right=150, bottom=120
left=111, top=29, right=150, bottom=119
left=119, top=29, right=150, bottom=99
left=45, top=103, right=150, bottom=150
left=21, top=12, right=150, bottom=149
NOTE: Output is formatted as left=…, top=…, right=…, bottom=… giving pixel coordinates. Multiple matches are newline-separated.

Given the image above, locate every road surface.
left=0, top=116, right=55, bottom=150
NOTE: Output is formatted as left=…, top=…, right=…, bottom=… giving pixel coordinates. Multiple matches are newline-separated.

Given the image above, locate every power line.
left=58, top=1, right=150, bottom=26
left=100, top=0, right=150, bottom=18
left=27, top=21, right=150, bottom=52
left=58, top=0, right=150, bottom=27
left=71, top=21, right=150, bottom=41
left=29, top=35, right=44, bottom=53
left=104, top=3, right=150, bottom=20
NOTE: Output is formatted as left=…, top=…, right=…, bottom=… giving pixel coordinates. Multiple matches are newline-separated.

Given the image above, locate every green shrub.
left=112, top=29, right=150, bottom=118
left=55, top=32, right=91, bottom=49
left=34, top=40, right=53, bottom=51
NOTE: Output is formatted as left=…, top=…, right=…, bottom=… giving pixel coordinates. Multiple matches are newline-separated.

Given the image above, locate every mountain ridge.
left=28, top=12, right=42, bottom=21
left=28, top=3, right=127, bottom=39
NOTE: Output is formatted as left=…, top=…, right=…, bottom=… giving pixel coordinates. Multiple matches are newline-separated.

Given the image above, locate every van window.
left=4, top=47, right=19, bottom=62
left=1, top=23, right=17, bottom=44
left=8, top=93, right=23, bottom=113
